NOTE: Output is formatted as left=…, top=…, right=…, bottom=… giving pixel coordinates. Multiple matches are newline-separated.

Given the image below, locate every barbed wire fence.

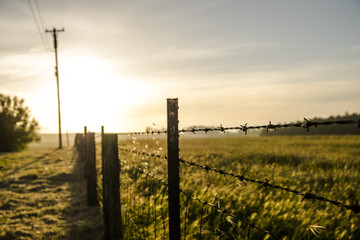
left=78, top=98, right=359, bottom=240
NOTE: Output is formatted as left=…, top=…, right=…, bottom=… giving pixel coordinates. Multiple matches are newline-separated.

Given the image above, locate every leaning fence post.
left=85, top=132, right=98, bottom=206
left=102, top=133, right=122, bottom=240
left=167, top=98, right=180, bottom=240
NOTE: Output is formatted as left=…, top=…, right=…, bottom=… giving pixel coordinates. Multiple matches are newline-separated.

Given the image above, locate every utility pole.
left=45, top=28, right=64, bottom=149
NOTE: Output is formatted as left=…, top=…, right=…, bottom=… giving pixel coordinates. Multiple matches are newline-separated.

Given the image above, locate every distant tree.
left=260, top=113, right=360, bottom=136
left=0, top=94, right=40, bottom=152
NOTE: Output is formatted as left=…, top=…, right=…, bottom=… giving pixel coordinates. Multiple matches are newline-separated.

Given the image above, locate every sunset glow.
left=1, top=0, right=359, bottom=133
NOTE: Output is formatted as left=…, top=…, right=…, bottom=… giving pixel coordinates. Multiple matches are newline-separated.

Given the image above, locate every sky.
left=0, top=0, right=359, bottom=133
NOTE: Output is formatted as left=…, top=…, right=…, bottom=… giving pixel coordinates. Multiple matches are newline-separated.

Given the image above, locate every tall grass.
left=114, top=135, right=360, bottom=239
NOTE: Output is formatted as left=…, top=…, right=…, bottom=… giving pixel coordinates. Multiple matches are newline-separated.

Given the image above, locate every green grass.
left=117, top=135, right=360, bottom=240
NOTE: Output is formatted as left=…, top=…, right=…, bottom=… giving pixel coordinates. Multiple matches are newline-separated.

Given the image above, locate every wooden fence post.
left=167, top=98, right=180, bottom=240
left=102, top=133, right=122, bottom=240
left=85, top=132, right=98, bottom=206
left=82, top=126, right=87, bottom=162
left=74, top=133, right=84, bottom=160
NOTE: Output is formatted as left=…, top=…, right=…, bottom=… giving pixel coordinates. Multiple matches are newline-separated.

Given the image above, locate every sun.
left=55, top=54, right=147, bottom=133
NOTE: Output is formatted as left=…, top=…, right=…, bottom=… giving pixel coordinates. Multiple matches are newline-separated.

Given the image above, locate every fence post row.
left=167, top=98, right=181, bottom=240
left=85, top=132, right=98, bottom=206
left=102, top=133, right=122, bottom=240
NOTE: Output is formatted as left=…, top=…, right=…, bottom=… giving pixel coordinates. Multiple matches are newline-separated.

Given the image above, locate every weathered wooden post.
left=102, top=132, right=122, bottom=239
left=86, top=132, right=98, bottom=206
left=167, top=98, right=180, bottom=240
left=74, top=133, right=84, bottom=160
left=82, top=126, right=87, bottom=162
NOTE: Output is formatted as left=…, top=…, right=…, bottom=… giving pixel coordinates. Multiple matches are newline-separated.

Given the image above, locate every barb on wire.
left=117, top=118, right=359, bottom=136
left=178, top=118, right=359, bottom=135
left=118, top=130, right=168, bottom=136
left=241, top=123, right=248, bottom=135
left=179, top=189, right=280, bottom=240
left=266, top=121, right=276, bottom=132
left=179, top=158, right=360, bottom=214
left=119, top=148, right=168, bottom=161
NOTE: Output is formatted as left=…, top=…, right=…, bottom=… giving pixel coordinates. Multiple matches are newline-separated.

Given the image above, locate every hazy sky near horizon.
left=1, top=0, right=359, bottom=133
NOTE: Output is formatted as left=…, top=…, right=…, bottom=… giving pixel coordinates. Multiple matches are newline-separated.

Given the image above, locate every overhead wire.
left=27, top=0, right=51, bottom=54
left=33, top=0, right=51, bottom=51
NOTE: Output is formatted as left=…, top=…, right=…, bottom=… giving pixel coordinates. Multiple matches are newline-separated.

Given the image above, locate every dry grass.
left=0, top=147, right=103, bottom=240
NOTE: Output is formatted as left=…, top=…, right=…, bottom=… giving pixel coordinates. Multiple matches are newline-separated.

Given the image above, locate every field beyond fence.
left=78, top=99, right=360, bottom=240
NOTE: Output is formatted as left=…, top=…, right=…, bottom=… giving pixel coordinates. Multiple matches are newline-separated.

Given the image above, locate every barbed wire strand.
left=117, top=118, right=359, bottom=136
left=179, top=189, right=280, bottom=240
left=178, top=157, right=360, bottom=214
left=119, top=148, right=167, bottom=161
left=118, top=148, right=360, bottom=213
left=120, top=159, right=169, bottom=238
left=122, top=161, right=279, bottom=239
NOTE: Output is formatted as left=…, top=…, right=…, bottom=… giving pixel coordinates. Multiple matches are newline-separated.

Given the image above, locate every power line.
left=27, top=0, right=50, bottom=53
left=33, top=0, right=51, bottom=50
left=60, top=0, right=65, bottom=29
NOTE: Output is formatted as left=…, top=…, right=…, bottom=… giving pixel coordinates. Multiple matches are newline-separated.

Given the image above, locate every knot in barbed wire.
left=302, top=118, right=317, bottom=132
left=301, top=192, right=316, bottom=202
left=236, top=173, right=245, bottom=182
left=204, top=127, right=210, bottom=134
left=266, top=121, right=276, bottom=132
left=219, top=124, right=225, bottom=133
left=191, top=126, right=197, bottom=134
left=240, top=123, right=248, bottom=135
left=262, top=178, right=270, bottom=190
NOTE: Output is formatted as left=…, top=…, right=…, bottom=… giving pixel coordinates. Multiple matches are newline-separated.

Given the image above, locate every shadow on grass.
left=1, top=149, right=58, bottom=179
left=60, top=148, right=104, bottom=240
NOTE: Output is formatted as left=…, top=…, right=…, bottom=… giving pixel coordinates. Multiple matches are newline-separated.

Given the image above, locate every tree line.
left=261, top=113, right=360, bottom=136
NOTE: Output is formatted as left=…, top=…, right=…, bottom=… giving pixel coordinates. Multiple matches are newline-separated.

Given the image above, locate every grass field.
left=1, top=135, right=359, bottom=239
left=118, top=135, right=360, bottom=240
left=0, top=147, right=103, bottom=240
